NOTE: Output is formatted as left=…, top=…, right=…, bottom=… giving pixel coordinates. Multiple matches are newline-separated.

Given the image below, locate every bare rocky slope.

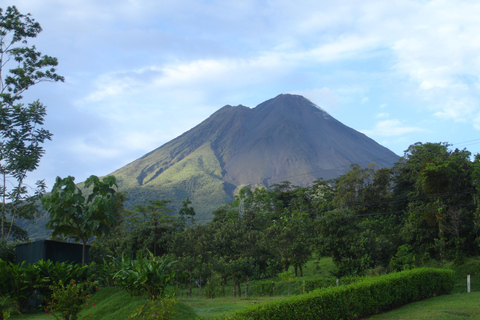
left=111, top=94, right=399, bottom=221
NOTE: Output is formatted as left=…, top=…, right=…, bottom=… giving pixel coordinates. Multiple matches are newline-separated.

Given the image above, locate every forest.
left=84, top=141, right=480, bottom=294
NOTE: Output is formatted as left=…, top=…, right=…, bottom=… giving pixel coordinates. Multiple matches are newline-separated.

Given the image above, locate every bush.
left=44, top=279, right=98, bottom=320
left=0, top=242, right=15, bottom=263
left=114, top=251, right=176, bottom=300
left=0, top=260, right=36, bottom=312
left=232, top=268, right=455, bottom=320
left=32, top=260, right=90, bottom=305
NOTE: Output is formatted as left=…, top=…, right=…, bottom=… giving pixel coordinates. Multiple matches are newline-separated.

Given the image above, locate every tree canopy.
left=42, top=175, right=120, bottom=265
left=0, top=5, right=63, bottom=242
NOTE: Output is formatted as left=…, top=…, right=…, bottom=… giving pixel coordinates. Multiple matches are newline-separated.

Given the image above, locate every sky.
left=6, top=0, right=480, bottom=191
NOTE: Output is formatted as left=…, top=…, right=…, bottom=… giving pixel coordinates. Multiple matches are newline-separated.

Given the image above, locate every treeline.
left=87, top=142, right=480, bottom=293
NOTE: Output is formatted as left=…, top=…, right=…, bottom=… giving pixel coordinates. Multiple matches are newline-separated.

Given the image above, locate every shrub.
left=88, top=258, right=119, bottom=287
left=0, top=242, right=15, bottom=263
left=0, top=295, right=19, bottom=320
left=232, top=268, right=455, bottom=320
left=0, top=260, right=36, bottom=312
left=389, top=244, right=416, bottom=271
left=114, top=251, right=176, bottom=300
left=32, top=260, right=89, bottom=305
left=44, top=280, right=98, bottom=320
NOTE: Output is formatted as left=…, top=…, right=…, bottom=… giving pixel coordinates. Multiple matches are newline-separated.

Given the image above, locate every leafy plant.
left=32, top=260, right=89, bottom=304
left=114, top=251, right=176, bottom=300
left=0, top=242, right=15, bottom=263
left=88, top=258, right=119, bottom=287
left=0, top=260, right=35, bottom=312
left=0, top=295, right=19, bottom=320
left=44, top=280, right=97, bottom=320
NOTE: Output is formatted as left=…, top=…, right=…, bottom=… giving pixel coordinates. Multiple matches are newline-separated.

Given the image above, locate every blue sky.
left=9, top=0, right=480, bottom=190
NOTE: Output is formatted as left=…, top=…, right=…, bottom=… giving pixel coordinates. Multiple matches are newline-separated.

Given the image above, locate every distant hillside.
left=111, top=94, right=399, bottom=221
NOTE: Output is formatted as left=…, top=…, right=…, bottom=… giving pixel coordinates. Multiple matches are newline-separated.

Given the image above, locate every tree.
left=41, top=175, right=119, bottom=265
left=0, top=6, right=64, bottom=242
left=125, top=199, right=176, bottom=257
left=179, top=197, right=196, bottom=227
left=394, top=143, right=477, bottom=261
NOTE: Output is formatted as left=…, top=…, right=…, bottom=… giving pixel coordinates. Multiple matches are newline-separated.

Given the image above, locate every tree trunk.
left=153, top=221, right=157, bottom=256
left=237, top=281, right=241, bottom=297
left=244, top=275, right=248, bottom=298
left=176, top=277, right=179, bottom=297
left=221, top=272, right=226, bottom=297
left=232, top=272, right=236, bottom=297
left=82, top=240, right=86, bottom=266
left=189, top=272, right=193, bottom=297
left=1, top=172, right=5, bottom=240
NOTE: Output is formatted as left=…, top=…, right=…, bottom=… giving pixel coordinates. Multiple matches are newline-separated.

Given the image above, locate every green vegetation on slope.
left=115, top=142, right=232, bottom=221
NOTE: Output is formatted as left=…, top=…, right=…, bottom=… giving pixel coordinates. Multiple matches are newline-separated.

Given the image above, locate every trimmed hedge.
left=232, top=268, right=454, bottom=320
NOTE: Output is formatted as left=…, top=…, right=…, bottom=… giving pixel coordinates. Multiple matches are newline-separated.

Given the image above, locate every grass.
left=367, top=292, right=480, bottom=319
left=10, top=287, right=197, bottom=320
left=182, top=296, right=284, bottom=319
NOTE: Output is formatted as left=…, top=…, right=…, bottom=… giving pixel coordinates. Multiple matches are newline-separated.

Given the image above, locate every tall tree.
left=42, top=175, right=120, bottom=265
left=125, top=199, right=176, bottom=257
left=394, top=143, right=477, bottom=260
left=179, top=197, right=196, bottom=227
left=0, top=6, right=64, bottom=242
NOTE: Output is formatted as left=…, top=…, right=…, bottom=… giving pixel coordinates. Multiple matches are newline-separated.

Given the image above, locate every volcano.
left=111, top=94, right=399, bottom=220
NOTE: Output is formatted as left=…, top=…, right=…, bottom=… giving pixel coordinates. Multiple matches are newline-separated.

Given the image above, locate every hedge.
left=232, top=268, right=454, bottom=320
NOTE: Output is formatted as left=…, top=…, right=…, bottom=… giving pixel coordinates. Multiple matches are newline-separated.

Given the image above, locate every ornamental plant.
left=44, top=280, right=97, bottom=320
left=33, top=260, right=90, bottom=304
left=114, top=251, right=176, bottom=300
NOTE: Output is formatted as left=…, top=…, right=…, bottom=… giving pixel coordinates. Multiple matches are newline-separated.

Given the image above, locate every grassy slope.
left=11, top=287, right=197, bottom=320
left=115, top=142, right=232, bottom=221
left=367, top=292, right=480, bottom=319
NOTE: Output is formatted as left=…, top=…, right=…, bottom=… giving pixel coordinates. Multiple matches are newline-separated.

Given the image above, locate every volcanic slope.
left=111, top=94, right=399, bottom=221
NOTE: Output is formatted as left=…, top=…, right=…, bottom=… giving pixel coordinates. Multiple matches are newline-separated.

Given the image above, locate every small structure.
left=15, top=239, right=89, bottom=265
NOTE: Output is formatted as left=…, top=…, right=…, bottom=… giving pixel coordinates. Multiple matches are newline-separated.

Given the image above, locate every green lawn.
left=368, top=292, right=480, bottom=319
left=181, top=296, right=284, bottom=319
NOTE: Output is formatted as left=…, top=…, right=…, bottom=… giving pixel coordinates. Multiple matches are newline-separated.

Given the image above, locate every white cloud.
left=376, top=113, right=390, bottom=119
left=363, top=119, right=425, bottom=137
